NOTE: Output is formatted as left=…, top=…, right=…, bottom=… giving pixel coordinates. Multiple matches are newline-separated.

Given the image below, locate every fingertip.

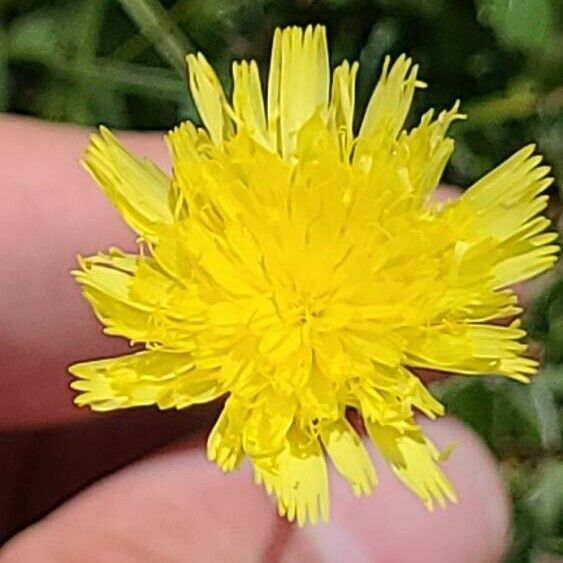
left=285, top=417, right=510, bottom=563
left=2, top=448, right=277, bottom=562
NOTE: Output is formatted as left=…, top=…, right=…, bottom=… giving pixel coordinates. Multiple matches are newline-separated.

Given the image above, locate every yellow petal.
left=406, top=322, right=536, bottom=381
left=84, top=127, right=173, bottom=240
left=267, top=25, right=330, bottom=158
left=366, top=418, right=456, bottom=509
left=398, top=102, right=465, bottom=205
left=187, top=53, right=235, bottom=146
left=446, top=145, right=558, bottom=287
left=242, top=388, right=296, bottom=457
left=207, top=397, right=248, bottom=472
left=231, top=60, right=270, bottom=149
left=407, top=372, right=445, bottom=419
left=356, top=55, right=423, bottom=159
left=128, top=256, right=175, bottom=307
left=73, top=249, right=152, bottom=342
left=69, top=350, right=210, bottom=411
left=254, top=427, right=329, bottom=526
left=328, top=60, right=359, bottom=158
left=320, top=418, right=377, bottom=496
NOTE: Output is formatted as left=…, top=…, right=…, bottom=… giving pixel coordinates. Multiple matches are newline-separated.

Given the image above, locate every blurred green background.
left=1, top=0, right=562, bottom=561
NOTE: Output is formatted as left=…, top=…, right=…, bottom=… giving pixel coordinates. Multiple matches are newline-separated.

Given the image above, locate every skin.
left=0, top=116, right=510, bottom=561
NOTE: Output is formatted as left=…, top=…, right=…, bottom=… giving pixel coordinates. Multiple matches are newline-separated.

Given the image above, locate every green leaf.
left=527, top=278, right=563, bottom=365
left=434, top=370, right=562, bottom=456
left=492, top=375, right=561, bottom=455
left=431, top=377, right=496, bottom=446
left=529, top=373, right=562, bottom=452
left=541, top=366, right=563, bottom=400
left=476, top=0, right=553, bottom=54
left=116, top=0, right=193, bottom=74
left=89, top=88, right=129, bottom=129
left=0, top=27, right=8, bottom=111
left=355, top=19, right=400, bottom=129
left=525, top=460, right=563, bottom=553
left=8, top=7, right=62, bottom=59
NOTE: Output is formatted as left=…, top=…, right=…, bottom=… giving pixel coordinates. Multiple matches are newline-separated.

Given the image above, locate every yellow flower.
left=70, top=25, right=558, bottom=525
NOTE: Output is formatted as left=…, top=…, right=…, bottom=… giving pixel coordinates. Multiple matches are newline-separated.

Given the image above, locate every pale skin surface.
left=0, top=115, right=510, bottom=562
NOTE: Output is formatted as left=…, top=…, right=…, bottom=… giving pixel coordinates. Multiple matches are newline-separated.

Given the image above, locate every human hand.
left=0, top=116, right=509, bottom=562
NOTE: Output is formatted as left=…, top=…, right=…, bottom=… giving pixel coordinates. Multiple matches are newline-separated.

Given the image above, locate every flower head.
left=70, top=25, right=558, bottom=525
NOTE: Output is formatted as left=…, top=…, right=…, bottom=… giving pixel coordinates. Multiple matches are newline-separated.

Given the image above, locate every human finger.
left=1, top=417, right=509, bottom=563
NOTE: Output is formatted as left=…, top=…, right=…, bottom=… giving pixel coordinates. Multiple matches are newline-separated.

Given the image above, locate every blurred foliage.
left=2, top=0, right=563, bottom=187
left=1, top=1, right=563, bottom=561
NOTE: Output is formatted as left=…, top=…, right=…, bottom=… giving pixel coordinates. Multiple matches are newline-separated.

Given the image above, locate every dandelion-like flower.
left=70, top=25, right=558, bottom=525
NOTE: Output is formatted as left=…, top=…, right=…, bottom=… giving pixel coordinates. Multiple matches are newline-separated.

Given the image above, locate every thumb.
left=1, top=418, right=510, bottom=563
left=285, top=417, right=510, bottom=562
